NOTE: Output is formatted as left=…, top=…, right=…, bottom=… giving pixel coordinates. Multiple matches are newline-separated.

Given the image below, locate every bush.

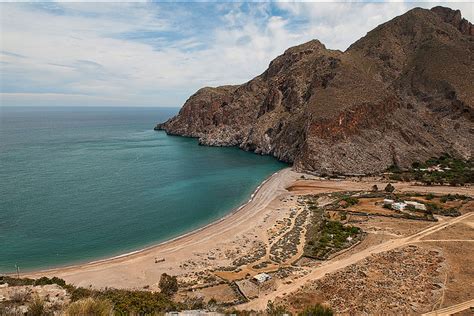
left=27, top=296, right=46, bottom=316
left=10, top=288, right=30, bottom=303
left=384, top=183, right=395, bottom=193
left=426, top=193, right=435, bottom=200
left=65, top=297, right=113, bottom=316
left=159, top=273, right=178, bottom=297
left=299, top=303, right=333, bottom=316
left=266, top=301, right=289, bottom=315
left=341, top=196, right=358, bottom=207
left=34, top=276, right=66, bottom=287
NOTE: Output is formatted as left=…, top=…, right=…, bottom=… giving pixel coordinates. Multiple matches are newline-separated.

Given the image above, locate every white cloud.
left=1, top=2, right=472, bottom=107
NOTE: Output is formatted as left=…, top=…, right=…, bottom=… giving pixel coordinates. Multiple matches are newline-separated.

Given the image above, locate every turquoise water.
left=0, top=106, right=286, bottom=273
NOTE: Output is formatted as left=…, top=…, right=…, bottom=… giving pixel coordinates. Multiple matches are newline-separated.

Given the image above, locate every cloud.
left=1, top=1, right=472, bottom=107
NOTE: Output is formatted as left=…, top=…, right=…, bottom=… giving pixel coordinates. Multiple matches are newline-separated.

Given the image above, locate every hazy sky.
left=1, top=1, right=472, bottom=107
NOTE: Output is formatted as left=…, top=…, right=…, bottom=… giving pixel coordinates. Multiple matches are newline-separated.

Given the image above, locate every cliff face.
left=156, top=7, right=473, bottom=174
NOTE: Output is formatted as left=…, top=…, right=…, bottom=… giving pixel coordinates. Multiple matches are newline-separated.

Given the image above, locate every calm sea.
left=0, top=106, right=286, bottom=273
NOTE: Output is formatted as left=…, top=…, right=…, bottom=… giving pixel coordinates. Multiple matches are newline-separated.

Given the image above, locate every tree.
left=159, top=273, right=178, bottom=296
left=371, top=185, right=378, bottom=192
left=384, top=183, right=395, bottom=193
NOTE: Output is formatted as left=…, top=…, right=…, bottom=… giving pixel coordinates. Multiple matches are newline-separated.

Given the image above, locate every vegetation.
left=440, top=194, right=469, bottom=203
left=159, top=273, right=179, bottom=296
left=266, top=301, right=290, bottom=316
left=65, top=297, right=113, bottom=316
left=384, top=183, right=395, bottom=193
left=27, top=296, right=46, bottom=316
left=299, top=304, right=334, bottom=316
left=305, top=218, right=361, bottom=260
left=0, top=275, right=65, bottom=287
left=388, top=155, right=473, bottom=185
left=339, top=196, right=359, bottom=208
left=68, top=287, right=181, bottom=314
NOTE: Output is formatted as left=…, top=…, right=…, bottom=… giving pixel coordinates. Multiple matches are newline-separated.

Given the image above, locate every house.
left=392, top=202, right=407, bottom=211
left=253, top=273, right=271, bottom=284
left=383, top=199, right=394, bottom=205
left=404, top=201, right=427, bottom=211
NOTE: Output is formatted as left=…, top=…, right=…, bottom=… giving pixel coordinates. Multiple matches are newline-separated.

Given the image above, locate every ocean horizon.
left=0, top=106, right=286, bottom=273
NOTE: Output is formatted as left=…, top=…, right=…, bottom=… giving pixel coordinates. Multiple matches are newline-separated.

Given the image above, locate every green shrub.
left=299, top=304, right=333, bottom=316
left=426, top=193, right=435, bottom=200
left=65, top=297, right=113, bottom=316
left=27, top=296, right=46, bottom=316
left=266, top=301, right=289, bottom=315
left=341, top=196, right=358, bottom=207
left=384, top=183, right=395, bottom=193
left=159, top=273, right=178, bottom=297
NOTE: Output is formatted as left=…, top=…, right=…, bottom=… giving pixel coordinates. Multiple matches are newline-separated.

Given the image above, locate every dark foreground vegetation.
left=388, top=155, right=473, bottom=185
left=1, top=275, right=333, bottom=315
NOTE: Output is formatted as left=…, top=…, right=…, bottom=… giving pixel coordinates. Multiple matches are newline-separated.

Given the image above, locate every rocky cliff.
left=156, top=6, right=473, bottom=174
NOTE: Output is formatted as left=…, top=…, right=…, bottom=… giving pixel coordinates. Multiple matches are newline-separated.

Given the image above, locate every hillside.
left=156, top=6, right=473, bottom=174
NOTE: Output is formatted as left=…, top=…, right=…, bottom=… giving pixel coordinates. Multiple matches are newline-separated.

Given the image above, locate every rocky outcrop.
left=156, top=7, right=473, bottom=175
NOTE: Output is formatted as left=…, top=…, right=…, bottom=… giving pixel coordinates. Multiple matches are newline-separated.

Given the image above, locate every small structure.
left=392, top=202, right=407, bottom=211
left=404, top=201, right=427, bottom=211
left=383, top=199, right=394, bottom=205
left=253, top=273, right=271, bottom=284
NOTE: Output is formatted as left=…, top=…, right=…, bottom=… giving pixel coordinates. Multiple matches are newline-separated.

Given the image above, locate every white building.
left=383, top=199, right=394, bottom=205
left=392, top=202, right=407, bottom=211
left=253, top=273, right=271, bottom=284
left=404, top=201, right=427, bottom=211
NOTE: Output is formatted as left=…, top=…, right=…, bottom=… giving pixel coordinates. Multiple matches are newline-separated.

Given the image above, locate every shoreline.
left=79, top=170, right=278, bottom=266
left=19, top=167, right=296, bottom=283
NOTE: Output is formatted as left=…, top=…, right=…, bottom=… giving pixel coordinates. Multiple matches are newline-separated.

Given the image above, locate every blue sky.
left=1, top=1, right=473, bottom=107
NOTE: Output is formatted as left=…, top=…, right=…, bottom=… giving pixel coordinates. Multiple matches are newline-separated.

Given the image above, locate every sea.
left=0, top=106, right=286, bottom=273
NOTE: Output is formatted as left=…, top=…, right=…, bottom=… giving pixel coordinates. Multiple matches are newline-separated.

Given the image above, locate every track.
left=239, top=212, right=473, bottom=310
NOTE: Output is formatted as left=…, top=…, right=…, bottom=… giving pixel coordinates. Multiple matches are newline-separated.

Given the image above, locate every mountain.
left=156, top=6, right=473, bottom=175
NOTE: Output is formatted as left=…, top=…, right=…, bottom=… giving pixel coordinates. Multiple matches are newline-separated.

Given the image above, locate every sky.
left=1, top=1, right=473, bottom=107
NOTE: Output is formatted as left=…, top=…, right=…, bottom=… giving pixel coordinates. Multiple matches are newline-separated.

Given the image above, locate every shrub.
left=27, top=296, right=46, bottom=316
left=299, top=303, right=333, bottom=316
left=266, top=301, right=289, bottom=315
left=384, top=183, right=395, bottom=193
left=10, top=288, right=30, bottom=303
left=426, top=193, right=435, bottom=200
left=341, top=196, right=358, bottom=207
left=34, top=276, right=66, bottom=287
left=65, top=297, right=113, bottom=316
left=159, top=273, right=178, bottom=297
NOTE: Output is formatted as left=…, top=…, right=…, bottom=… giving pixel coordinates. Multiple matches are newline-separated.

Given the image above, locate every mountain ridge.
left=156, top=6, right=473, bottom=174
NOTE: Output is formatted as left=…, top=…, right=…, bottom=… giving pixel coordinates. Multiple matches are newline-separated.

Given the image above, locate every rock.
left=156, top=7, right=473, bottom=175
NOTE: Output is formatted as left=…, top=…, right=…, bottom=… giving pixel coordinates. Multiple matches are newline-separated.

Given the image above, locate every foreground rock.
left=157, top=6, right=473, bottom=174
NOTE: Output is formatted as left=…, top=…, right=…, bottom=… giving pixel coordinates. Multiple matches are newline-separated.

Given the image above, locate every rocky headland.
left=156, top=6, right=473, bottom=175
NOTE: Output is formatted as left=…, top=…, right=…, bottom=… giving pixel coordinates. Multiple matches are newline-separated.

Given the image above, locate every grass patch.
left=304, top=218, right=361, bottom=260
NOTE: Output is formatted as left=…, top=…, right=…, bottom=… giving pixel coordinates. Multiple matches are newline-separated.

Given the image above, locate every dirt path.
left=239, top=212, right=473, bottom=310
left=422, top=298, right=474, bottom=316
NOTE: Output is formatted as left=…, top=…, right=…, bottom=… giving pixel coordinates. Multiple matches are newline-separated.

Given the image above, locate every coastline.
left=20, top=167, right=299, bottom=288
left=74, top=169, right=280, bottom=267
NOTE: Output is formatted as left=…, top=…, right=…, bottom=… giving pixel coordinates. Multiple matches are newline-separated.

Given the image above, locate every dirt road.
left=422, top=298, right=474, bottom=316
left=239, top=212, right=473, bottom=310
